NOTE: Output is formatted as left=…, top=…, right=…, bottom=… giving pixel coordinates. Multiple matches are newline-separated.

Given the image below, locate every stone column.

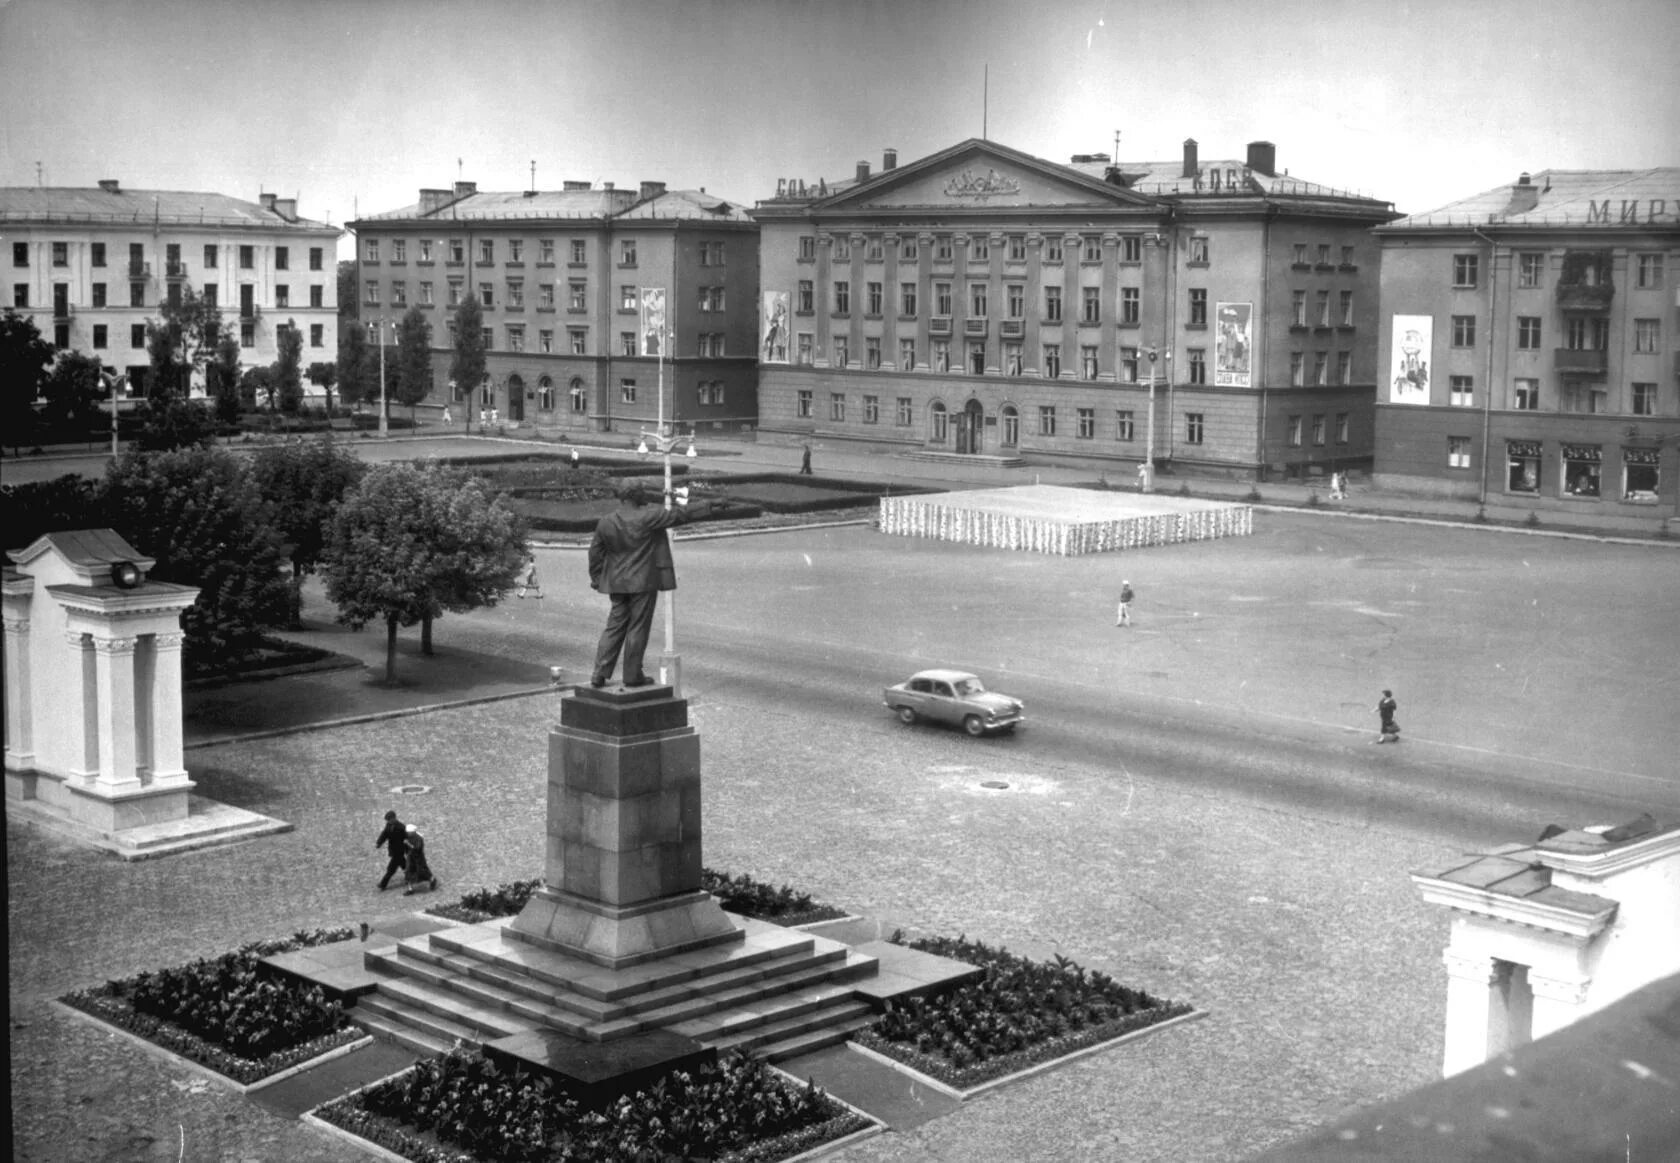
left=2, top=613, right=33, bottom=772
left=91, top=634, right=141, bottom=794
left=510, top=685, right=740, bottom=969
left=148, top=631, right=191, bottom=785
left=1529, top=968, right=1591, bottom=1042
left=1440, top=951, right=1499, bottom=1077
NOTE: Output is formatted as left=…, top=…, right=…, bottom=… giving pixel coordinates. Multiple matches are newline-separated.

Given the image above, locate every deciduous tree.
left=322, top=462, right=526, bottom=683
left=251, top=439, right=367, bottom=627
left=42, top=350, right=107, bottom=432
left=276, top=320, right=304, bottom=418
left=307, top=360, right=337, bottom=416
left=336, top=321, right=370, bottom=410
left=1, top=308, right=54, bottom=453
left=449, top=295, right=487, bottom=433
left=210, top=331, right=243, bottom=425
left=393, top=307, right=433, bottom=422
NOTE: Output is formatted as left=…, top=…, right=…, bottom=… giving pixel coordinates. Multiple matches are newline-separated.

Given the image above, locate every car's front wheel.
left=963, top=715, right=986, bottom=737
left=896, top=706, right=917, bottom=725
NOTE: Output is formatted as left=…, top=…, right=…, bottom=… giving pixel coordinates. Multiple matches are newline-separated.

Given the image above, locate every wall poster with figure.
left=1389, top=314, right=1432, bottom=404
left=639, top=287, right=666, bottom=357
left=1214, top=302, right=1253, bottom=387
left=760, top=291, right=789, bottom=363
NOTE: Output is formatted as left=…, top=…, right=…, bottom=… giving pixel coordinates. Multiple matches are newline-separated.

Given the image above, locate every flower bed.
left=853, top=933, right=1192, bottom=1090
left=428, top=870, right=848, bottom=928
left=60, top=928, right=363, bottom=1085
left=313, top=1046, right=871, bottom=1163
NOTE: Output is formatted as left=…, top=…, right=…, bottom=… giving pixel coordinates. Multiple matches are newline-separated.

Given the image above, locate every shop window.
left=1622, top=447, right=1660, bottom=503
left=1561, top=444, right=1601, bottom=497
left=1508, top=441, right=1542, bottom=493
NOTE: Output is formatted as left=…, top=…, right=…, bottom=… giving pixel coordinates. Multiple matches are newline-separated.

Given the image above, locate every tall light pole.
left=636, top=295, right=696, bottom=695
left=1142, top=347, right=1171, bottom=492
left=367, top=318, right=389, bottom=438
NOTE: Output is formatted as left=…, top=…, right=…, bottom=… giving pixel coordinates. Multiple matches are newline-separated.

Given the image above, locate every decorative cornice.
left=1411, top=874, right=1618, bottom=941
left=91, top=636, right=139, bottom=656
left=1528, top=970, right=1591, bottom=1005
left=1441, top=951, right=1498, bottom=984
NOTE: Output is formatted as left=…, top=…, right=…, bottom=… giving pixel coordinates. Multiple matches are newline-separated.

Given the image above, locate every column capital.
left=916, top=231, right=935, bottom=245
left=883, top=232, right=899, bottom=245
left=3, top=615, right=30, bottom=634
left=848, top=231, right=867, bottom=246
left=91, top=636, right=140, bottom=656
left=1026, top=232, right=1045, bottom=247
left=1528, top=970, right=1591, bottom=1005
left=953, top=232, right=970, bottom=246
left=152, top=632, right=187, bottom=651
left=1441, top=951, right=1498, bottom=983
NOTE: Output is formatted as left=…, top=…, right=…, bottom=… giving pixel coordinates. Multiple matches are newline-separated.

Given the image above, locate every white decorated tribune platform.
left=878, top=485, right=1252, bottom=556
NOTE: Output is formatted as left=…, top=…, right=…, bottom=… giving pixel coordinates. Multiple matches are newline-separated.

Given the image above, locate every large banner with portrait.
left=1389, top=315, right=1431, bottom=404
left=1214, top=302, right=1252, bottom=387
left=760, top=291, right=789, bottom=364
left=639, top=287, right=666, bottom=357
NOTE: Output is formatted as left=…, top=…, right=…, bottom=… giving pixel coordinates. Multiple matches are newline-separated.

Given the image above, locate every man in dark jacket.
left=588, top=484, right=705, bottom=688
left=375, top=810, right=407, bottom=890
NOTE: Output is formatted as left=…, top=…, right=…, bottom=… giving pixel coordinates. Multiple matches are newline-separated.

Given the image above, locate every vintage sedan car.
left=883, top=669, right=1024, bottom=736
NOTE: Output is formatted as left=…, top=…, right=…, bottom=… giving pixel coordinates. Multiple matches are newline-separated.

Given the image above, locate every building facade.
left=350, top=179, right=759, bottom=433
left=752, top=138, right=1396, bottom=479
left=2, top=181, right=340, bottom=394
left=1373, top=169, right=1680, bottom=530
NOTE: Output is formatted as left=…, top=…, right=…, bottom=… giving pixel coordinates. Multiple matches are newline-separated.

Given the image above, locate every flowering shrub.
left=319, top=1046, right=868, bottom=1162
left=434, top=870, right=847, bottom=928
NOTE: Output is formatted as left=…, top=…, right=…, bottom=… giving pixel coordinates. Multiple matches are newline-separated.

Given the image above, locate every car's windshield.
left=954, top=678, right=984, bottom=696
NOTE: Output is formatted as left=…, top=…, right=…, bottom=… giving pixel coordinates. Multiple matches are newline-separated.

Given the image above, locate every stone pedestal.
left=508, top=684, right=740, bottom=968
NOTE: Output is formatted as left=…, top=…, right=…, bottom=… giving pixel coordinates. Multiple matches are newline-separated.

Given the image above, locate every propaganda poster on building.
left=1389, top=315, right=1432, bottom=404
left=760, top=291, right=789, bottom=363
left=1214, top=302, right=1253, bottom=387
left=639, top=287, right=666, bottom=357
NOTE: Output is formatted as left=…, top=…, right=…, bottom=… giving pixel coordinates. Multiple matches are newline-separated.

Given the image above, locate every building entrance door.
left=956, top=399, right=984, bottom=454
left=506, top=375, right=525, bottom=422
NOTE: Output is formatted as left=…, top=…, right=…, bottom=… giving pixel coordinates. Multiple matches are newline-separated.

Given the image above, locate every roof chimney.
left=453, top=180, right=477, bottom=198
left=97, top=179, right=120, bottom=194
left=1504, top=172, right=1540, bottom=216
left=639, top=180, right=666, bottom=201
left=274, top=197, right=298, bottom=222
left=259, top=192, right=278, bottom=211
left=1182, top=139, right=1198, bottom=179
left=419, top=187, right=452, bottom=215
left=856, top=160, right=871, bottom=183
left=1245, top=141, right=1276, bottom=177
left=883, top=148, right=898, bottom=172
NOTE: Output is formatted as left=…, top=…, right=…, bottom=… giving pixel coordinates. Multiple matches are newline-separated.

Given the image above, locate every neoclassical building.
left=349, top=179, right=759, bottom=433
left=1373, top=169, right=1680, bottom=530
left=2, top=181, right=340, bottom=394
left=752, top=137, right=1396, bottom=479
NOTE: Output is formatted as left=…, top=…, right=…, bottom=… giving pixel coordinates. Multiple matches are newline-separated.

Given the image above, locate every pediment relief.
left=823, top=141, right=1152, bottom=212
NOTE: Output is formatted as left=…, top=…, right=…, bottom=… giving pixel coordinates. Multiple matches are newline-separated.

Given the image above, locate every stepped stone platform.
left=879, top=484, right=1252, bottom=555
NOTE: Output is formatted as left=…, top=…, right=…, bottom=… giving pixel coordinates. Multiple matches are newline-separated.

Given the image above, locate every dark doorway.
left=956, top=399, right=984, bottom=454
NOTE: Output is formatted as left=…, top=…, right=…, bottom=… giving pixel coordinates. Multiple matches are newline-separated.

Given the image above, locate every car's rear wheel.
left=963, top=715, right=986, bottom=737
left=896, top=706, right=917, bottom=725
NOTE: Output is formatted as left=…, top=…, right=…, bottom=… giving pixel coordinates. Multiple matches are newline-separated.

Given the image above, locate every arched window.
left=1000, top=405, right=1019, bottom=447
left=929, top=400, right=948, bottom=443
left=538, top=375, right=555, bottom=411
left=569, top=377, right=587, bottom=414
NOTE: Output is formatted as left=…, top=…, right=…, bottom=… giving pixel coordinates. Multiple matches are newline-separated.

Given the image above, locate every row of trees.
left=1, top=443, right=527, bottom=683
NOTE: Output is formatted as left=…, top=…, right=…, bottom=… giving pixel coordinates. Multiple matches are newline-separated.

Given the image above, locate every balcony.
left=1000, top=319, right=1025, bottom=339
left=929, top=316, right=952, bottom=336
left=1557, top=282, right=1614, bottom=312
left=165, top=261, right=188, bottom=280
left=1554, top=347, right=1607, bottom=376
left=52, top=302, right=73, bottom=321
left=128, top=260, right=150, bottom=278
left=964, top=318, right=988, bottom=337
left=240, top=304, right=262, bottom=321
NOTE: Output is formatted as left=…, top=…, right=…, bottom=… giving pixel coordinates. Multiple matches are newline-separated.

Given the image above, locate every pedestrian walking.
left=570, top=447, right=581, bottom=469
left=799, top=442, right=813, bottom=475
left=1329, top=471, right=1347, bottom=500
left=1137, top=463, right=1149, bottom=492
left=1374, top=689, right=1400, bottom=743
left=402, top=825, right=439, bottom=895
left=516, top=558, right=543, bottom=599
left=1116, top=580, right=1134, bottom=627
left=441, top=405, right=453, bottom=426
left=374, top=810, right=407, bottom=890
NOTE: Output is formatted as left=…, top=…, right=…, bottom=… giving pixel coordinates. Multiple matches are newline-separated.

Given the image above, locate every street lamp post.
left=367, top=318, right=389, bottom=439
left=1142, top=347, right=1171, bottom=492
left=636, top=314, right=696, bottom=696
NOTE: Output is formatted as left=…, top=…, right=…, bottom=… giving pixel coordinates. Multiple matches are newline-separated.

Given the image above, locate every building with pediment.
left=1372, top=169, right=1680, bottom=532
left=752, top=138, right=1397, bottom=480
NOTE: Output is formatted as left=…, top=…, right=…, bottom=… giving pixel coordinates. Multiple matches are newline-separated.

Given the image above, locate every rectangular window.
left=798, top=280, right=814, bottom=313
left=866, top=336, right=881, bottom=369
left=1336, top=350, right=1352, bottom=385
left=1188, top=348, right=1207, bottom=385
left=931, top=406, right=948, bottom=442
left=1008, top=234, right=1026, bottom=262
left=970, top=235, right=989, bottom=263
left=1315, top=290, right=1330, bottom=326
left=479, top=282, right=494, bottom=307
left=449, top=239, right=464, bottom=263
left=131, top=323, right=146, bottom=348
left=1453, top=253, right=1479, bottom=287
left=130, top=281, right=145, bottom=307
left=1120, top=235, right=1141, bottom=262
left=1632, top=383, right=1657, bottom=416
left=569, top=328, right=587, bottom=354
left=1120, top=346, right=1139, bottom=383
left=482, top=327, right=494, bottom=349
left=936, top=282, right=953, bottom=316
left=418, top=240, right=433, bottom=263
left=1340, top=290, right=1354, bottom=326
left=569, top=281, right=587, bottom=311
left=834, top=335, right=849, bottom=367
left=1518, top=252, right=1545, bottom=288
left=867, top=282, right=883, bottom=316
left=310, top=323, right=324, bottom=348
left=1082, top=235, right=1102, bottom=262
left=93, top=324, right=107, bottom=348
left=92, top=283, right=107, bottom=308
left=474, top=239, right=491, bottom=265
left=1190, top=288, right=1208, bottom=327
left=798, top=236, right=816, bottom=261
left=568, top=239, right=586, bottom=265
left=1039, top=405, right=1057, bottom=436
left=1189, top=236, right=1209, bottom=264
left=900, top=282, right=917, bottom=316
left=1288, top=415, right=1303, bottom=447
left=1563, top=445, right=1601, bottom=497
left=618, top=240, right=635, bottom=267
left=92, top=242, right=106, bottom=267
left=1317, top=244, right=1332, bottom=266
left=1635, top=253, right=1664, bottom=289
left=508, top=240, right=523, bottom=263
left=1044, top=285, right=1062, bottom=322
left=620, top=379, right=638, bottom=404
left=278, top=284, right=293, bottom=308
left=1448, top=436, right=1472, bottom=469
left=1292, top=290, right=1307, bottom=326
left=834, top=281, right=850, bottom=314
left=1563, top=382, right=1608, bottom=414
left=1517, top=316, right=1542, bottom=349
left=830, top=392, right=846, bottom=421
left=311, top=285, right=325, bottom=307
left=538, top=283, right=554, bottom=310
left=1121, top=286, right=1139, bottom=324
left=1290, top=351, right=1304, bottom=386
left=864, top=394, right=879, bottom=424
left=619, top=285, right=636, bottom=312
left=507, top=326, right=525, bottom=352
left=1077, top=408, right=1095, bottom=439
left=275, top=246, right=289, bottom=271
left=897, top=397, right=913, bottom=426
left=1452, top=315, right=1476, bottom=347
left=1335, top=413, right=1349, bottom=444
left=797, top=389, right=812, bottom=418
left=1006, top=283, right=1025, bottom=319
left=971, top=283, right=989, bottom=317
left=1311, top=414, right=1327, bottom=446
left=1082, top=286, right=1100, bottom=323
left=240, top=245, right=254, bottom=269
left=1341, top=245, right=1355, bottom=267
left=620, top=331, right=636, bottom=357
left=537, top=239, right=554, bottom=264
left=900, top=338, right=916, bottom=369
left=1450, top=375, right=1474, bottom=406
left=1044, top=343, right=1061, bottom=378
left=1080, top=345, right=1099, bottom=380
left=1623, top=446, right=1660, bottom=501
left=968, top=340, right=985, bottom=374
left=1634, top=319, right=1660, bottom=353
left=700, top=240, right=725, bottom=266
left=48, top=241, right=66, bottom=267
left=448, top=278, right=464, bottom=306
left=364, top=240, right=379, bottom=263
left=364, top=280, right=379, bottom=306
left=1045, top=236, right=1063, bottom=263
left=898, top=236, right=918, bottom=261
left=833, top=235, right=851, bottom=262
left=1186, top=413, right=1205, bottom=444
left=1115, top=410, right=1135, bottom=441
left=797, top=333, right=813, bottom=364
left=1508, top=440, right=1542, bottom=492
left=1514, top=378, right=1540, bottom=410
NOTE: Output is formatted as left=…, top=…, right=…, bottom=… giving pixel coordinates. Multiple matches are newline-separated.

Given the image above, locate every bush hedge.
left=432, top=870, right=847, bottom=928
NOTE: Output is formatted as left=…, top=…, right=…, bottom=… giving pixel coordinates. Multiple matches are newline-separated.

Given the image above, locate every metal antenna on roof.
left=530, top=159, right=536, bottom=193
left=982, top=63, right=988, bottom=140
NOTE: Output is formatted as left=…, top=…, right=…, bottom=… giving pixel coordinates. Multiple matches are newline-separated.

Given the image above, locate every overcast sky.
left=3, top=0, right=1676, bottom=258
